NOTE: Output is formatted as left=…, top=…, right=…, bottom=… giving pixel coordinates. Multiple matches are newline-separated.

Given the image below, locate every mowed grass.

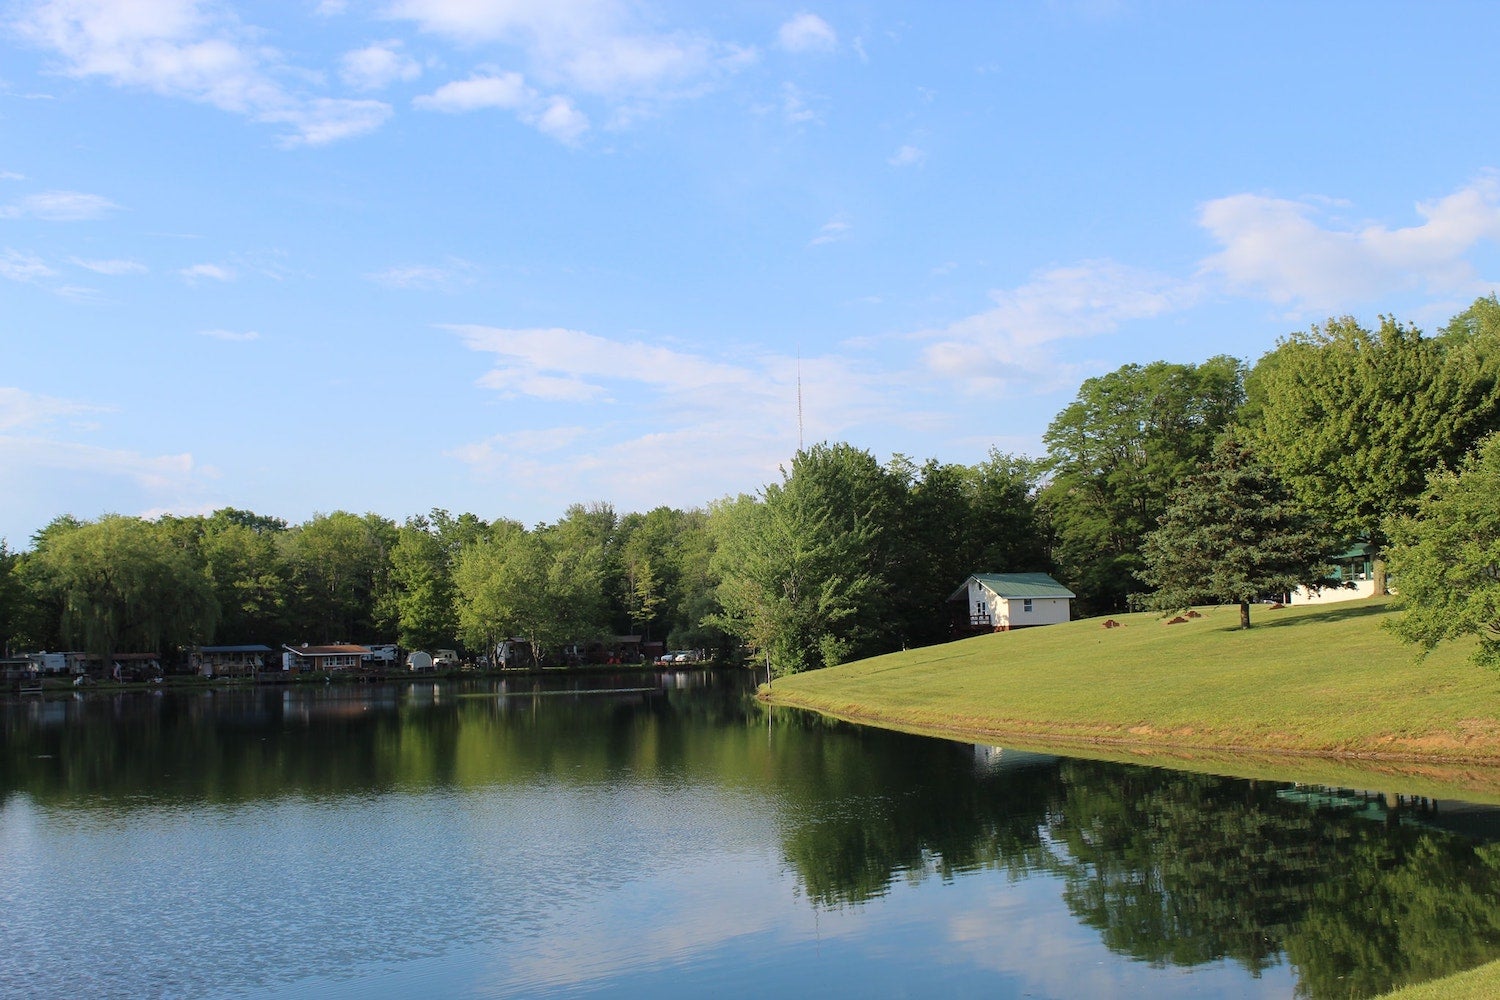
left=767, top=598, right=1500, bottom=798
left=1382, top=960, right=1500, bottom=999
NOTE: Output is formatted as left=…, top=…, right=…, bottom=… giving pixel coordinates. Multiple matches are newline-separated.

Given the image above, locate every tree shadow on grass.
left=1250, top=601, right=1394, bottom=630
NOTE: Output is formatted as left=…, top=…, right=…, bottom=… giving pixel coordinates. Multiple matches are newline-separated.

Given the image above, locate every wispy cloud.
left=340, top=40, right=421, bottom=91
left=889, top=144, right=925, bottom=167
left=781, top=81, right=821, bottom=124
left=394, top=0, right=753, bottom=142
left=197, top=328, right=259, bottom=341
left=70, top=256, right=146, bottom=275
left=366, top=258, right=479, bottom=291
left=179, top=262, right=233, bottom=282
left=777, top=13, right=838, bottom=53
left=0, top=189, right=117, bottom=220
left=14, top=0, right=390, bottom=146
left=809, top=218, right=850, bottom=246
left=414, top=71, right=589, bottom=143
left=0, top=248, right=57, bottom=282
left=0, top=386, right=107, bottom=431
left=1198, top=174, right=1500, bottom=312
left=920, top=260, right=1197, bottom=394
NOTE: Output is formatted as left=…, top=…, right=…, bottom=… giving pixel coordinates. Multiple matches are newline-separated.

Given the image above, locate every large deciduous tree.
left=452, top=516, right=606, bottom=665
left=710, top=443, right=892, bottom=675
left=1385, top=431, right=1500, bottom=667
left=1137, top=436, right=1328, bottom=628
left=32, top=515, right=218, bottom=663
left=1041, top=356, right=1245, bottom=614
left=1248, top=311, right=1500, bottom=593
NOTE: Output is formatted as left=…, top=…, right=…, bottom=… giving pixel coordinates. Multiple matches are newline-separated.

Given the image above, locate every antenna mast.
left=797, top=349, right=804, bottom=453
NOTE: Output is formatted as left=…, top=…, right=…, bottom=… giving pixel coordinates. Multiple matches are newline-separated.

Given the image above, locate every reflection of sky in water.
left=1, top=779, right=1293, bottom=999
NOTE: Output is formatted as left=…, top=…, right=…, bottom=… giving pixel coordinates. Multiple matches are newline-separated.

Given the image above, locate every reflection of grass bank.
left=764, top=597, right=1500, bottom=799
left=1383, top=959, right=1500, bottom=998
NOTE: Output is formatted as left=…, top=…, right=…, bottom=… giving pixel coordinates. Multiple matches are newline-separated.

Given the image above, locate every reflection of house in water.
left=1277, top=785, right=1500, bottom=842
left=972, top=745, right=1059, bottom=773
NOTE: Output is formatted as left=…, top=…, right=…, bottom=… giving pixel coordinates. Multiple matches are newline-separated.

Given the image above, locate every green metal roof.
left=951, top=572, right=1076, bottom=601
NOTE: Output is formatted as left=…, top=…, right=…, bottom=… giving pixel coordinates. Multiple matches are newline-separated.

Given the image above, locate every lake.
left=4, top=672, right=1500, bottom=998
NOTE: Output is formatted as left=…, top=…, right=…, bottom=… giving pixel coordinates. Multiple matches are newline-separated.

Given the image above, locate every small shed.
left=949, top=573, right=1075, bottom=633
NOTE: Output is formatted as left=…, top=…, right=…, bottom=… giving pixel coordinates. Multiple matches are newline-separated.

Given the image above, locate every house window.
left=976, top=601, right=986, bottom=614
left=1023, top=599, right=1034, bottom=613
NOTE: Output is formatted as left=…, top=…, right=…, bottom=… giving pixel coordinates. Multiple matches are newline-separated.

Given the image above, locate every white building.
left=949, top=573, right=1075, bottom=632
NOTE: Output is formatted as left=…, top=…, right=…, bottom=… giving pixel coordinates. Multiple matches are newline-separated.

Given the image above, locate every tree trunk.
left=1372, top=555, right=1388, bottom=596
left=1239, top=601, right=1251, bottom=629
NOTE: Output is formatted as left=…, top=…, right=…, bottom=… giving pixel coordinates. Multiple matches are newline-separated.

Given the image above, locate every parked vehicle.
left=433, top=649, right=460, bottom=669
left=364, top=644, right=399, bottom=665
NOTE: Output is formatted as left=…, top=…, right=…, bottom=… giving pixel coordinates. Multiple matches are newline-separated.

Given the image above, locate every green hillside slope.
left=766, top=598, right=1500, bottom=798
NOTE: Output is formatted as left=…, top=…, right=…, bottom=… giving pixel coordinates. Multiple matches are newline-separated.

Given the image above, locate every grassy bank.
left=765, top=598, right=1500, bottom=799
left=1383, top=960, right=1500, bottom=999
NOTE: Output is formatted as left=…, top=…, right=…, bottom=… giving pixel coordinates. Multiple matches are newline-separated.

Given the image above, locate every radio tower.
left=796, top=349, right=804, bottom=453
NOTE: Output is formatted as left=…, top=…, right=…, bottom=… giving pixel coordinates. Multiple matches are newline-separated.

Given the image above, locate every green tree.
left=1041, top=357, right=1244, bottom=614
left=1385, top=431, right=1500, bottom=666
left=384, top=518, right=459, bottom=651
left=0, top=538, right=23, bottom=655
left=280, top=511, right=396, bottom=642
left=1248, top=312, right=1500, bottom=593
left=452, top=517, right=605, bottom=664
left=1137, top=435, right=1329, bottom=628
left=709, top=443, right=890, bottom=674
left=33, top=515, right=219, bottom=664
left=200, top=508, right=288, bottom=644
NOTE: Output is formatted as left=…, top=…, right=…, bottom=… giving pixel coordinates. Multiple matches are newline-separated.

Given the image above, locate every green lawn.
left=766, top=598, right=1500, bottom=800
left=1382, top=960, right=1500, bottom=999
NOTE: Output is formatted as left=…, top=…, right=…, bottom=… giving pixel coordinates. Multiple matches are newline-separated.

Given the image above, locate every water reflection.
left=3, top=677, right=1499, bottom=998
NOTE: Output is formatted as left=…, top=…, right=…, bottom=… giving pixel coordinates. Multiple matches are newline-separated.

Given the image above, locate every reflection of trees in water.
left=776, top=744, right=1500, bottom=999
left=773, top=721, right=1056, bottom=907
left=10, top=688, right=1500, bottom=999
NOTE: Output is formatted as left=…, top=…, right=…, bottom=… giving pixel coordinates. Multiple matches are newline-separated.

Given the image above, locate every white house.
left=1289, top=543, right=1380, bottom=605
left=949, top=573, right=1075, bottom=632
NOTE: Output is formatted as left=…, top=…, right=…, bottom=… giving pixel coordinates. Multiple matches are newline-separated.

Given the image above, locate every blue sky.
left=5, top=1, right=1500, bottom=547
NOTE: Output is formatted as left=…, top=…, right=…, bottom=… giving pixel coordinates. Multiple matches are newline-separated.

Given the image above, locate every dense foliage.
left=1136, top=435, right=1329, bottom=627
left=6, top=296, right=1500, bottom=670
left=1385, top=431, right=1500, bottom=666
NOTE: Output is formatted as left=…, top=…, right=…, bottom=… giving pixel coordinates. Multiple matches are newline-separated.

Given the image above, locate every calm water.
left=4, top=672, right=1500, bottom=999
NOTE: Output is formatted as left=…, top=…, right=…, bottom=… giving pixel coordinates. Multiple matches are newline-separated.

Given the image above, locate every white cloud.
left=366, top=258, right=478, bottom=290
left=0, top=434, right=198, bottom=491
left=0, top=387, right=106, bottom=431
left=0, top=249, right=57, bottom=282
left=809, top=219, right=850, bottom=246
left=391, top=0, right=753, bottom=133
left=414, top=71, right=588, bottom=141
left=14, top=0, right=389, bottom=145
left=777, top=13, right=837, bottom=53
left=415, top=71, right=530, bottom=112
left=781, top=81, right=820, bottom=124
left=0, top=171, right=27, bottom=181
left=340, top=40, right=421, bottom=91
left=197, top=328, right=258, bottom=341
left=920, top=260, right=1197, bottom=394
left=179, top=262, right=233, bottom=282
left=1198, top=175, right=1500, bottom=312
left=889, top=144, right=925, bottom=167
left=0, top=189, right=117, bottom=220
left=70, top=256, right=147, bottom=275
left=261, top=98, right=392, bottom=147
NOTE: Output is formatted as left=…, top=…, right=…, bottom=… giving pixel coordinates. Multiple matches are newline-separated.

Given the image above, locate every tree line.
left=4, top=295, right=1500, bottom=673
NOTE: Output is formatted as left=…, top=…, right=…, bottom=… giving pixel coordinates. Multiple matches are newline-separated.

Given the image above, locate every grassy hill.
left=765, top=597, right=1500, bottom=801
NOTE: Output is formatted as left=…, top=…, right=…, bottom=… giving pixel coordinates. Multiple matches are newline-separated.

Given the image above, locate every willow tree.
left=33, top=515, right=218, bottom=664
